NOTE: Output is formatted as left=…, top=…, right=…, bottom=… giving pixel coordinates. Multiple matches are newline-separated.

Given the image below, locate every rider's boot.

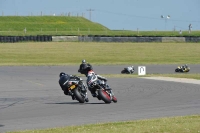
left=91, top=92, right=97, bottom=97
left=67, top=90, right=75, bottom=100
left=85, top=97, right=89, bottom=102
left=71, top=95, right=75, bottom=100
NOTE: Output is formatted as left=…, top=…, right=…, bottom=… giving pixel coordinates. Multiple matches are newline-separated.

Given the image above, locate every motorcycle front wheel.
left=74, top=88, right=85, bottom=103
left=175, top=68, right=179, bottom=72
left=112, top=96, right=117, bottom=103
left=121, top=69, right=126, bottom=74
left=98, top=89, right=111, bottom=103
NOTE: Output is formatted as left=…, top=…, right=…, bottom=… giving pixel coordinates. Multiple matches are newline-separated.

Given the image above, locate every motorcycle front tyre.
left=112, top=96, right=117, bottom=103
left=175, top=68, right=179, bottom=72
left=121, top=69, right=126, bottom=74
left=98, top=89, right=111, bottom=104
left=74, top=88, right=85, bottom=103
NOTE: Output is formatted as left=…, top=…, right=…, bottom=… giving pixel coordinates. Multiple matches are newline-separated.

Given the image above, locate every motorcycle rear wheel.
left=74, top=88, right=85, bottom=103
left=98, top=89, right=111, bottom=103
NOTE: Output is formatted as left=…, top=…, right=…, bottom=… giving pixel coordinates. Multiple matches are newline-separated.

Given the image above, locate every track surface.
left=0, top=65, right=200, bottom=132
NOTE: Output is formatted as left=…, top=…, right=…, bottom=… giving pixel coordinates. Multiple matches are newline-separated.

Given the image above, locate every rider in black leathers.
left=59, top=72, right=88, bottom=101
left=78, top=59, right=109, bottom=97
left=78, top=59, right=93, bottom=75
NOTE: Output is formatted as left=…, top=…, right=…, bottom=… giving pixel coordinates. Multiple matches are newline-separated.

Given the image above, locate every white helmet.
left=82, top=59, right=86, bottom=63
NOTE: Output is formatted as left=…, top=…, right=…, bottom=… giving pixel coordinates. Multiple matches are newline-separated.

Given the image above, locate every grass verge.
left=98, top=73, right=200, bottom=80
left=7, top=115, right=200, bottom=133
left=0, top=42, right=200, bottom=65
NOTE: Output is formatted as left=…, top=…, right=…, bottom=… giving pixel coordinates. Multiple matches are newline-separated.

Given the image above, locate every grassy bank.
left=0, top=16, right=200, bottom=36
left=8, top=115, right=200, bottom=133
left=0, top=42, right=200, bottom=66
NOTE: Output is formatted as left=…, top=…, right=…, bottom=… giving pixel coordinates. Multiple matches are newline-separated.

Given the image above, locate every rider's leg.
left=88, top=87, right=97, bottom=97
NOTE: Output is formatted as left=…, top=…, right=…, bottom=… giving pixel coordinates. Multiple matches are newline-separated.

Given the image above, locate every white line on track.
left=24, top=79, right=45, bottom=86
left=139, top=77, right=200, bottom=85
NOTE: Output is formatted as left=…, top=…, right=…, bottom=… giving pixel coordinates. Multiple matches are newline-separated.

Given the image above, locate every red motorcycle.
left=87, top=70, right=117, bottom=103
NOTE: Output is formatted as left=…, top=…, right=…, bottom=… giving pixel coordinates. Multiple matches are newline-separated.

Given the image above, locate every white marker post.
left=138, top=66, right=146, bottom=76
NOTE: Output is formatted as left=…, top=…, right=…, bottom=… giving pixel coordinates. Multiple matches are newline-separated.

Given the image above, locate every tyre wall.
left=0, top=36, right=52, bottom=43
left=185, top=37, right=200, bottom=42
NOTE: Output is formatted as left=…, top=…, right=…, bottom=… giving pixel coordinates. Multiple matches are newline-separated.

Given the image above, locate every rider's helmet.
left=59, top=72, right=66, bottom=77
left=131, top=66, right=134, bottom=69
left=82, top=59, right=86, bottom=63
left=185, top=64, right=188, bottom=68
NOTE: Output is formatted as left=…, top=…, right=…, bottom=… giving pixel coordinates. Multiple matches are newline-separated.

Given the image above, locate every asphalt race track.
left=0, top=65, right=200, bottom=132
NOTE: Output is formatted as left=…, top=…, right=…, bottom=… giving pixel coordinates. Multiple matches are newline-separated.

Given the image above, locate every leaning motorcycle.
left=59, top=73, right=88, bottom=103
left=87, top=71, right=117, bottom=103
left=175, top=66, right=190, bottom=73
left=121, top=67, right=134, bottom=74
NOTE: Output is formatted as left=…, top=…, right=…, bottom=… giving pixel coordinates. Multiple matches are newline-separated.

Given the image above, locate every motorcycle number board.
left=138, top=66, right=146, bottom=76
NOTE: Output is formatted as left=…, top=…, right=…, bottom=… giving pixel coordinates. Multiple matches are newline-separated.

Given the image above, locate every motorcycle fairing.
left=87, top=74, right=98, bottom=88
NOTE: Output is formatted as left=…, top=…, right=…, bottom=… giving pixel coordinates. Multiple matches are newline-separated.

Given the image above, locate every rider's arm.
left=87, top=63, right=93, bottom=70
left=96, top=74, right=107, bottom=81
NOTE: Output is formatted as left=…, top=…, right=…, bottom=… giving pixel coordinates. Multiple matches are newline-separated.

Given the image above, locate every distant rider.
left=181, top=64, right=188, bottom=71
left=78, top=59, right=109, bottom=97
left=125, top=66, right=134, bottom=74
left=78, top=59, right=93, bottom=75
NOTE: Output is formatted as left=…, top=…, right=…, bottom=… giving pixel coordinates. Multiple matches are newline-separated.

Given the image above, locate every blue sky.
left=0, top=0, right=199, bottom=31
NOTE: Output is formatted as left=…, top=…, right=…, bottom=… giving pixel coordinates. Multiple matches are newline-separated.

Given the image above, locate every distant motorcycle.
left=175, top=65, right=190, bottom=73
left=59, top=73, right=88, bottom=103
left=87, top=70, right=117, bottom=103
left=121, top=66, right=134, bottom=74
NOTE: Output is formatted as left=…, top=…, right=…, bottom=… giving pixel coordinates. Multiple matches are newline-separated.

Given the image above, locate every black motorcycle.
left=121, top=66, right=134, bottom=74
left=59, top=73, right=88, bottom=103
left=87, top=71, right=117, bottom=103
left=175, top=66, right=190, bottom=73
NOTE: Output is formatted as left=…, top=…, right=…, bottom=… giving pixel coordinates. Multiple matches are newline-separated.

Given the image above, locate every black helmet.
left=59, top=72, right=66, bottom=77
left=82, top=59, right=86, bottom=63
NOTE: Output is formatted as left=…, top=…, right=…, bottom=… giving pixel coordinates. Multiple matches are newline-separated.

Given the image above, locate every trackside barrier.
left=78, top=36, right=162, bottom=42
left=185, top=37, right=200, bottom=42
left=0, top=36, right=52, bottom=43
left=162, top=37, right=185, bottom=42
left=0, top=36, right=200, bottom=43
left=52, top=36, right=78, bottom=42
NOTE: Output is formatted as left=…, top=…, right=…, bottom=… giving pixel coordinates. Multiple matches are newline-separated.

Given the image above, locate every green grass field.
left=7, top=115, right=200, bottom=133
left=0, top=42, right=200, bottom=65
